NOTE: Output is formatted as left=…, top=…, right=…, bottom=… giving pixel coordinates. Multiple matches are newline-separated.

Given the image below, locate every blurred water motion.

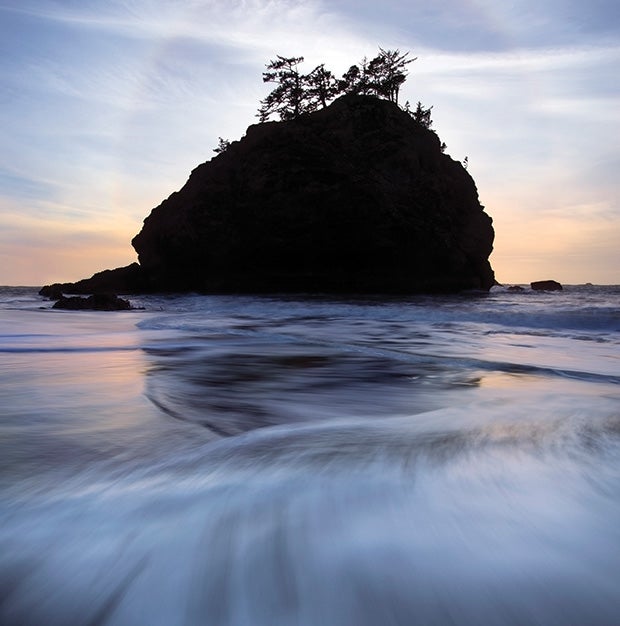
left=1, top=289, right=620, bottom=624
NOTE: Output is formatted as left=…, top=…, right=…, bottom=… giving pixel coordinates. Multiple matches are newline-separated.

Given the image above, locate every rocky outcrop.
left=531, top=280, right=563, bottom=291
left=40, top=263, right=147, bottom=297
left=52, top=293, right=132, bottom=311
left=46, top=94, right=496, bottom=295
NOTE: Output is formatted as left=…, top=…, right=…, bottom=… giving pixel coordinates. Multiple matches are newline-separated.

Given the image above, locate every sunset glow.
left=1, top=0, right=618, bottom=285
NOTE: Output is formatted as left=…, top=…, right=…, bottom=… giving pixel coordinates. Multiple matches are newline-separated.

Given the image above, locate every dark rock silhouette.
left=40, top=263, right=147, bottom=297
left=44, top=94, right=496, bottom=295
left=531, top=280, right=563, bottom=291
left=52, top=293, right=132, bottom=311
left=39, top=284, right=65, bottom=300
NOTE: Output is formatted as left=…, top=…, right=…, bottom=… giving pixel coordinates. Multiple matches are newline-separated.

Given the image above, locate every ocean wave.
left=2, top=287, right=620, bottom=625
left=2, top=402, right=620, bottom=625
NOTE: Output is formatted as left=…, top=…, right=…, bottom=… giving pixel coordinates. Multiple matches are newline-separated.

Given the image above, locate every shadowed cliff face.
left=46, top=95, right=494, bottom=296
left=131, top=95, right=494, bottom=293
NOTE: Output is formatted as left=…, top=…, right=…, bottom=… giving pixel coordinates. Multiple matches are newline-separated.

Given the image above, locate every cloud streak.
left=0, top=0, right=618, bottom=284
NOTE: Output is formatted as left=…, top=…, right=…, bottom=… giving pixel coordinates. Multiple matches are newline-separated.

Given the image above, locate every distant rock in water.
left=52, top=294, right=132, bottom=311
left=46, top=94, right=496, bottom=294
left=531, top=280, right=563, bottom=291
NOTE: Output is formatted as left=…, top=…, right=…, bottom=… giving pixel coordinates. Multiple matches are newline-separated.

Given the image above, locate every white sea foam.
left=1, top=286, right=619, bottom=624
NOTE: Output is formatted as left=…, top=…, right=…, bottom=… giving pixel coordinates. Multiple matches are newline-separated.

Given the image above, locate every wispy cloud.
left=418, top=42, right=620, bottom=74
left=0, top=0, right=619, bottom=284
left=0, top=169, right=59, bottom=202
left=1, top=0, right=363, bottom=56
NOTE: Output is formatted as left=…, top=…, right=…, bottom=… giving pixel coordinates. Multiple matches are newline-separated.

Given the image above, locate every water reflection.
left=142, top=334, right=488, bottom=436
left=2, top=302, right=620, bottom=625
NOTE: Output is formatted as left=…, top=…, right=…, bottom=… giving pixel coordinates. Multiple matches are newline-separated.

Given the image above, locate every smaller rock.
left=531, top=280, right=563, bottom=291
left=507, top=285, right=525, bottom=292
left=52, top=294, right=132, bottom=311
left=39, top=284, right=65, bottom=300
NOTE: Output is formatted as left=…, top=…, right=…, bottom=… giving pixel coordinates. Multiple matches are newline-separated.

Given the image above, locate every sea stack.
left=531, top=280, right=563, bottom=291
left=46, top=94, right=496, bottom=295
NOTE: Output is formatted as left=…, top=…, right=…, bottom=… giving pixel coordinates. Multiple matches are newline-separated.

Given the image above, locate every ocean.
left=1, top=285, right=619, bottom=625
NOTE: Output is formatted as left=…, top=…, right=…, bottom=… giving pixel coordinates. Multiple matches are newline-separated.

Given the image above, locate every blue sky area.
left=1, top=0, right=619, bottom=284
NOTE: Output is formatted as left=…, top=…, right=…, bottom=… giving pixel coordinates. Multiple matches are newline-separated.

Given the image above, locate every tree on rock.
left=338, top=49, right=415, bottom=103
left=367, top=48, right=415, bottom=104
left=338, top=57, right=374, bottom=96
left=404, top=100, right=434, bottom=129
left=306, top=64, right=339, bottom=109
left=258, top=56, right=307, bottom=122
left=257, top=49, right=418, bottom=122
left=213, top=137, right=230, bottom=154
left=338, top=63, right=362, bottom=95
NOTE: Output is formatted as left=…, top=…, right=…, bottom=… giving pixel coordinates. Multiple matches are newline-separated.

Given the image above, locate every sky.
left=1, top=0, right=619, bottom=286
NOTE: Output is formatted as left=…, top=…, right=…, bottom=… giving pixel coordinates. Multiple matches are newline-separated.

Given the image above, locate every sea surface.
left=1, top=285, right=619, bottom=625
